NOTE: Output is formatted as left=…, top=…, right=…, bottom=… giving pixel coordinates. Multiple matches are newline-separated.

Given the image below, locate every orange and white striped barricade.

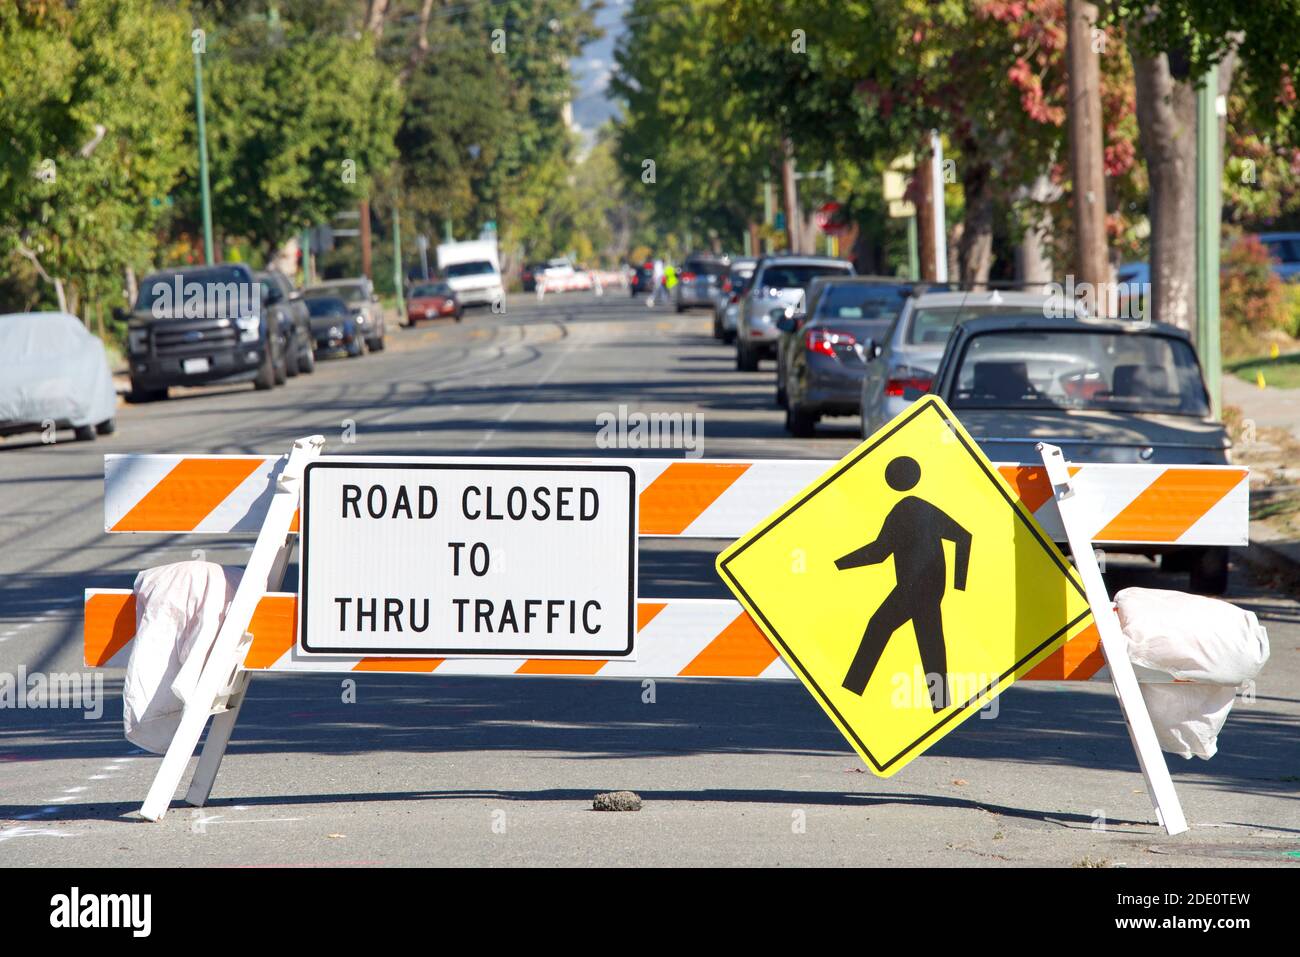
left=84, top=441, right=1249, bottom=822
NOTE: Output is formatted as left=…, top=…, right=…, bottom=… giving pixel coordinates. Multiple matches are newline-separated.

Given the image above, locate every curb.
left=1243, top=522, right=1300, bottom=591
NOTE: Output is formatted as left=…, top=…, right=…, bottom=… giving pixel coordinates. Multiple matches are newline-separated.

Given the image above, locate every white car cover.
left=1116, top=587, right=1270, bottom=760
left=123, top=562, right=242, bottom=754
left=0, top=312, right=117, bottom=429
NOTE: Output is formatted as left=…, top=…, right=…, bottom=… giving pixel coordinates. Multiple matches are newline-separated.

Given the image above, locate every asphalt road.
left=1, top=292, right=1297, bottom=866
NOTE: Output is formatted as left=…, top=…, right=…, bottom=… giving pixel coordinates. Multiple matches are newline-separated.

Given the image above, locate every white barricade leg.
left=185, top=669, right=251, bottom=807
left=1039, top=442, right=1188, bottom=836
left=139, top=435, right=324, bottom=822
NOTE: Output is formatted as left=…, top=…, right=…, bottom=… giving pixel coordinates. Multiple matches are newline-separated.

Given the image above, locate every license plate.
left=183, top=357, right=210, bottom=374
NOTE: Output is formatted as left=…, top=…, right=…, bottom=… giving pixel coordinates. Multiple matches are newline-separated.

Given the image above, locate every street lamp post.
left=1196, top=64, right=1223, bottom=419
left=194, top=42, right=215, bottom=266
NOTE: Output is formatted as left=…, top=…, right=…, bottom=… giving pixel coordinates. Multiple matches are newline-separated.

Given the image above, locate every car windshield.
left=410, top=283, right=452, bottom=298
left=1262, top=237, right=1300, bottom=263
left=446, top=261, right=495, bottom=278
left=760, top=263, right=851, bottom=290
left=135, top=267, right=253, bottom=311
left=950, top=330, right=1210, bottom=416
left=814, top=285, right=908, bottom=322
left=906, top=304, right=1046, bottom=345
left=305, top=297, right=348, bottom=317
left=305, top=284, right=365, bottom=303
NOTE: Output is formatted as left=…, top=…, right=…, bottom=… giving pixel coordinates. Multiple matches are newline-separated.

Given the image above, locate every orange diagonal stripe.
left=84, top=592, right=136, bottom=666
left=352, top=657, right=445, bottom=672
left=679, top=610, right=778, bottom=677
left=998, top=464, right=1079, bottom=514
left=1024, top=621, right=1104, bottom=680
left=111, top=458, right=264, bottom=532
left=639, top=462, right=750, bottom=534
left=1095, top=468, right=1246, bottom=543
left=243, top=594, right=298, bottom=669
left=516, top=658, right=607, bottom=675
left=637, top=601, right=667, bottom=631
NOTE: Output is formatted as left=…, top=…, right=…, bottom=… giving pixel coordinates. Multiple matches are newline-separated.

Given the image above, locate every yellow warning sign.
left=716, top=396, right=1093, bottom=777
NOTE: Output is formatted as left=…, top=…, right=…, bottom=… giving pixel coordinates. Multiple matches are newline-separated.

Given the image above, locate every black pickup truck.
left=119, top=264, right=287, bottom=402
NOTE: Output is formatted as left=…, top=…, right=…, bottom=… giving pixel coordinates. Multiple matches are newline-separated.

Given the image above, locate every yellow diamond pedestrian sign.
left=716, top=396, right=1093, bottom=777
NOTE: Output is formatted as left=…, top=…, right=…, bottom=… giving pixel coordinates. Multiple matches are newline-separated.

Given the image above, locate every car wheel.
left=368, top=335, right=385, bottom=352
left=284, top=342, right=301, bottom=377
left=347, top=337, right=365, bottom=358
left=712, top=315, right=723, bottom=339
left=127, top=381, right=166, bottom=403
left=776, top=382, right=787, bottom=408
left=786, top=404, right=818, bottom=438
left=1188, top=547, right=1229, bottom=595
left=723, top=330, right=735, bottom=345
left=74, top=424, right=97, bottom=442
left=736, top=341, right=758, bottom=372
left=298, top=342, right=315, bottom=374
left=95, top=418, right=116, bottom=436
left=255, top=346, right=277, bottom=390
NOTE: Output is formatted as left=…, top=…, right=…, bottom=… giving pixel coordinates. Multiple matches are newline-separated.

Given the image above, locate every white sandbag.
left=1138, top=683, right=1237, bottom=760
left=1116, top=586, right=1269, bottom=761
left=1115, top=587, right=1269, bottom=685
left=123, top=561, right=241, bottom=754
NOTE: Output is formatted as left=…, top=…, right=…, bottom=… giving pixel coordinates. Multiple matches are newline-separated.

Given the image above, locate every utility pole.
left=915, top=138, right=936, bottom=282
left=1196, top=64, right=1223, bottom=417
left=359, top=201, right=372, bottom=279
left=393, top=204, right=405, bottom=324
left=193, top=41, right=215, bottom=266
left=762, top=171, right=773, bottom=254
left=300, top=228, right=313, bottom=286
left=1066, top=0, right=1109, bottom=306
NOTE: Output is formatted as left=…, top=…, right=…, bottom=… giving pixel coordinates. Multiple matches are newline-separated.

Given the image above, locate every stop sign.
left=815, top=201, right=843, bottom=234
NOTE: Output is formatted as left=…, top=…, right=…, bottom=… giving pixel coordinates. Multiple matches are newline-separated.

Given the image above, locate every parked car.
left=303, top=278, right=386, bottom=351
left=520, top=262, right=543, bottom=293
left=305, top=296, right=366, bottom=358
left=929, top=314, right=1231, bottom=593
left=675, top=253, right=729, bottom=312
left=736, top=255, right=856, bottom=370
left=254, top=268, right=315, bottom=378
left=121, top=263, right=286, bottom=401
left=629, top=260, right=655, bottom=297
left=775, top=278, right=920, bottom=433
left=860, top=289, right=1072, bottom=437
left=406, top=281, right=462, bottom=323
left=713, top=257, right=757, bottom=342
left=0, top=311, right=117, bottom=442
left=1254, top=232, right=1300, bottom=282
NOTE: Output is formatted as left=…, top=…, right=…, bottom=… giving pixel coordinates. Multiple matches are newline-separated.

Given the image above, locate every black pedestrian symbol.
left=835, top=455, right=972, bottom=711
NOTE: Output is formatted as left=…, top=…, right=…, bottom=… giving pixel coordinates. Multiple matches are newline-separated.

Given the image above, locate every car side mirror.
left=112, top=306, right=127, bottom=323
left=902, top=385, right=927, bottom=401
left=864, top=340, right=882, bottom=361
left=776, top=317, right=796, bottom=334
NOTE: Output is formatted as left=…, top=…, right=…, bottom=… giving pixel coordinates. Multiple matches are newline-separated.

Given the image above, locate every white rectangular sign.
left=299, top=460, right=637, bottom=657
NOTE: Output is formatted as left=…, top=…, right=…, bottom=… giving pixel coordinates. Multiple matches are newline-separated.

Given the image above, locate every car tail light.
left=729, top=292, right=739, bottom=304
left=681, top=271, right=696, bottom=282
left=805, top=327, right=856, bottom=358
left=885, top=371, right=932, bottom=397
left=722, top=278, right=732, bottom=293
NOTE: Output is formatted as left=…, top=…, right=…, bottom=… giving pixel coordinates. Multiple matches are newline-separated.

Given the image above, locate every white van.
left=436, top=239, right=505, bottom=307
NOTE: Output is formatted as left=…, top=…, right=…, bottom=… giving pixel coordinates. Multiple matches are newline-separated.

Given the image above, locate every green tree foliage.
left=197, top=9, right=401, bottom=257
left=0, top=0, right=191, bottom=312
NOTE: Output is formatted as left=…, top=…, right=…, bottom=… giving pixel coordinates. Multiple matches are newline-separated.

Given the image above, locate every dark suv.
left=255, top=268, right=316, bottom=378
left=121, top=264, right=287, bottom=401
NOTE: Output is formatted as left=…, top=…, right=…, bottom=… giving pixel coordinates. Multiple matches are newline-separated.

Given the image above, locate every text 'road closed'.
left=299, top=460, right=637, bottom=657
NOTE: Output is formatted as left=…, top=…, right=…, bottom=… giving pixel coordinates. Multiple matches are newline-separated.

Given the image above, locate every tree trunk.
left=1015, top=173, right=1058, bottom=288
left=781, top=137, right=799, bottom=253
left=1133, top=50, right=1196, bottom=331
left=914, top=139, right=936, bottom=281
left=365, top=0, right=390, bottom=38
left=958, top=158, right=995, bottom=285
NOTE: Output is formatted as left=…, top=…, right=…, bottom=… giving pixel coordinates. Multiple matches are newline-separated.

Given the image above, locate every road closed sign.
left=716, top=396, right=1093, bottom=777
left=299, top=459, right=637, bottom=657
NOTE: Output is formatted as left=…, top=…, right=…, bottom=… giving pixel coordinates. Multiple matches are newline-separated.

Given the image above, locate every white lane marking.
left=473, top=336, right=577, bottom=451
left=0, top=825, right=74, bottom=843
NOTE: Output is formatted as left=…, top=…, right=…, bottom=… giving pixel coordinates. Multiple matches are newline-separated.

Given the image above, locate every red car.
left=406, top=281, right=463, bottom=324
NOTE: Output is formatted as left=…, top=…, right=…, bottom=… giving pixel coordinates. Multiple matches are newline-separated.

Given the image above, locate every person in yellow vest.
left=663, top=263, right=678, bottom=305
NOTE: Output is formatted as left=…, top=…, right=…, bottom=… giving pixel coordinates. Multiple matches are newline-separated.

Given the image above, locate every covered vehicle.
left=304, top=296, right=365, bottom=357
left=930, top=315, right=1231, bottom=593
left=0, top=311, right=116, bottom=442
left=406, top=282, right=462, bottom=323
